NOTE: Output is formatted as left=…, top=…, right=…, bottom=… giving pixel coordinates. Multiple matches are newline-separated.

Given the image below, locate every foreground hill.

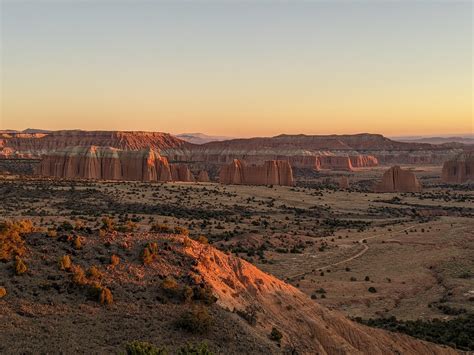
left=0, top=221, right=457, bottom=354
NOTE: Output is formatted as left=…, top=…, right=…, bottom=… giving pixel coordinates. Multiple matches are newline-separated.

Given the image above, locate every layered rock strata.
left=442, top=152, right=474, bottom=183
left=374, top=166, right=422, bottom=193
left=219, top=159, right=294, bottom=186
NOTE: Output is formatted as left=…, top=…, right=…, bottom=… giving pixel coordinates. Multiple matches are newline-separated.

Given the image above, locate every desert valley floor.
left=1, top=165, right=473, bottom=353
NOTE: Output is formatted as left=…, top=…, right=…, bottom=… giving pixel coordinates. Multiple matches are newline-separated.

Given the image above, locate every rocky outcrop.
left=170, top=164, right=195, bottom=182
left=219, top=159, right=294, bottom=186
left=37, top=146, right=182, bottom=182
left=184, top=237, right=457, bottom=354
left=320, top=156, right=354, bottom=171
left=3, top=131, right=465, bottom=172
left=350, top=155, right=378, bottom=168
left=374, top=166, right=422, bottom=193
left=196, top=170, right=210, bottom=182
left=442, top=152, right=474, bottom=183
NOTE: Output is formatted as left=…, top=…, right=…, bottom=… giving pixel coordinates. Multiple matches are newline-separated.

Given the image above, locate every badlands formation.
left=374, top=166, right=423, bottom=193
left=442, top=152, right=474, bottom=183
left=1, top=130, right=472, bottom=185
left=219, top=159, right=295, bottom=186
left=37, top=146, right=192, bottom=182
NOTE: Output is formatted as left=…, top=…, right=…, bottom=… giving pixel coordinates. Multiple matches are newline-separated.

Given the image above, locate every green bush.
left=177, top=342, right=213, bottom=355
left=176, top=306, right=213, bottom=333
left=125, top=341, right=167, bottom=355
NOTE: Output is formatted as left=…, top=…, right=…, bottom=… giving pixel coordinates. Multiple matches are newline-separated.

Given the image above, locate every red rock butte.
left=442, top=152, right=474, bottom=183
left=37, top=146, right=194, bottom=182
left=374, top=166, right=423, bottom=193
left=219, top=159, right=295, bottom=186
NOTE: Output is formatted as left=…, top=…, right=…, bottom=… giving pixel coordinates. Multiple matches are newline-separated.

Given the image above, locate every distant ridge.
left=176, top=132, right=235, bottom=144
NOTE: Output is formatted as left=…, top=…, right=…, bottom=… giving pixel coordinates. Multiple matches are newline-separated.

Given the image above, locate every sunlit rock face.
left=170, top=164, right=195, bottom=182
left=442, top=152, right=474, bottom=183
left=374, top=166, right=422, bottom=193
left=219, top=159, right=294, bottom=186
left=37, top=146, right=183, bottom=182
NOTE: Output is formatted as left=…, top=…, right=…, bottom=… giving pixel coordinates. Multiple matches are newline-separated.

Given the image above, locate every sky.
left=0, top=0, right=472, bottom=137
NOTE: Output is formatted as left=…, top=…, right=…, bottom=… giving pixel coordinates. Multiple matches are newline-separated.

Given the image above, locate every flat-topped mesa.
left=196, top=170, right=211, bottom=182
left=319, top=155, right=354, bottom=171
left=219, top=159, right=294, bottom=186
left=1, top=130, right=191, bottom=158
left=374, top=166, right=422, bottom=193
left=36, top=146, right=191, bottom=182
left=442, top=152, right=474, bottom=183
left=170, top=164, right=195, bottom=182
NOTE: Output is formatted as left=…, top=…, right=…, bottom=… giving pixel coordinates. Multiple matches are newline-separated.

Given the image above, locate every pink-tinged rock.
left=338, top=176, right=350, bottom=189
left=36, top=146, right=188, bottom=182
left=170, top=164, right=195, bottom=182
left=196, top=170, right=211, bottom=182
left=219, top=159, right=294, bottom=186
left=319, top=156, right=354, bottom=171
left=374, top=166, right=422, bottom=193
left=442, top=152, right=474, bottom=183
left=349, top=155, right=378, bottom=168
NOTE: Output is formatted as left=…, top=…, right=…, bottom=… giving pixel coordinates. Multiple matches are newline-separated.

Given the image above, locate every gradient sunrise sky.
left=1, top=0, right=472, bottom=137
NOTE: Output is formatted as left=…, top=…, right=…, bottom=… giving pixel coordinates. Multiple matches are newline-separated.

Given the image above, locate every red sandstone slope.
left=219, top=159, right=295, bottom=186
left=184, top=239, right=456, bottom=354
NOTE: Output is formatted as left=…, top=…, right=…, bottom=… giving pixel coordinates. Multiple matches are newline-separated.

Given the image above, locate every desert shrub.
left=58, top=221, right=74, bottom=232
left=74, top=220, right=85, bottom=230
left=368, top=287, right=377, bottom=293
left=192, top=285, right=217, bottom=305
left=356, top=314, right=474, bottom=351
left=176, top=305, right=213, bottom=333
left=118, top=220, right=138, bottom=233
left=183, top=286, right=194, bottom=303
left=182, top=237, right=193, bottom=248
left=270, top=327, right=283, bottom=342
left=73, top=236, right=83, bottom=250
left=150, top=223, right=172, bottom=234
left=88, top=266, right=103, bottom=280
left=59, top=255, right=72, bottom=271
left=161, top=276, right=180, bottom=297
left=71, top=265, right=88, bottom=286
left=47, top=229, right=58, bottom=238
left=0, top=220, right=34, bottom=261
left=14, top=256, right=27, bottom=275
left=110, top=254, right=120, bottom=267
left=99, top=287, right=113, bottom=305
left=0, top=287, right=7, bottom=298
left=101, top=217, right=115, bottom=232
left=142, top=242, right=159, bottom=265
left=125, top=341, right=167, bottom=355
left=174, top=226, right=189, bottom=236
left=197, top=236, right=208, bottom=245
left=177, top=342, right=213, bottom=355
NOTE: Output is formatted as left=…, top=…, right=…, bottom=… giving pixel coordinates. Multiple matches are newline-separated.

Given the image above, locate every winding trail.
left=288, top=224, right=418, bottom=281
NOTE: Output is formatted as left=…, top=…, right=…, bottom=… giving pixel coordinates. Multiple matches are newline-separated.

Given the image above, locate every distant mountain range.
left=391, top=135, right=474, bottom=145
left=176, top=133, right=236, bottom=144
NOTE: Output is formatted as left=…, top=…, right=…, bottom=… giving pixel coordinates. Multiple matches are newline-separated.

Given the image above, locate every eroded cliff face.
left=37, top=146, right=193, bottom=182
left=170, top=164, right=195, bottom=182
left=219, top=159, right=294, bottom=186
left=374, top=166, right=422, bottom=193
left=183, top=237, right=456, bottom=355
left=1, top=130, right=190, bottom=158
left=442, top=152, right=474, bottom=183
left=3, top=131, right=465, bottom=173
